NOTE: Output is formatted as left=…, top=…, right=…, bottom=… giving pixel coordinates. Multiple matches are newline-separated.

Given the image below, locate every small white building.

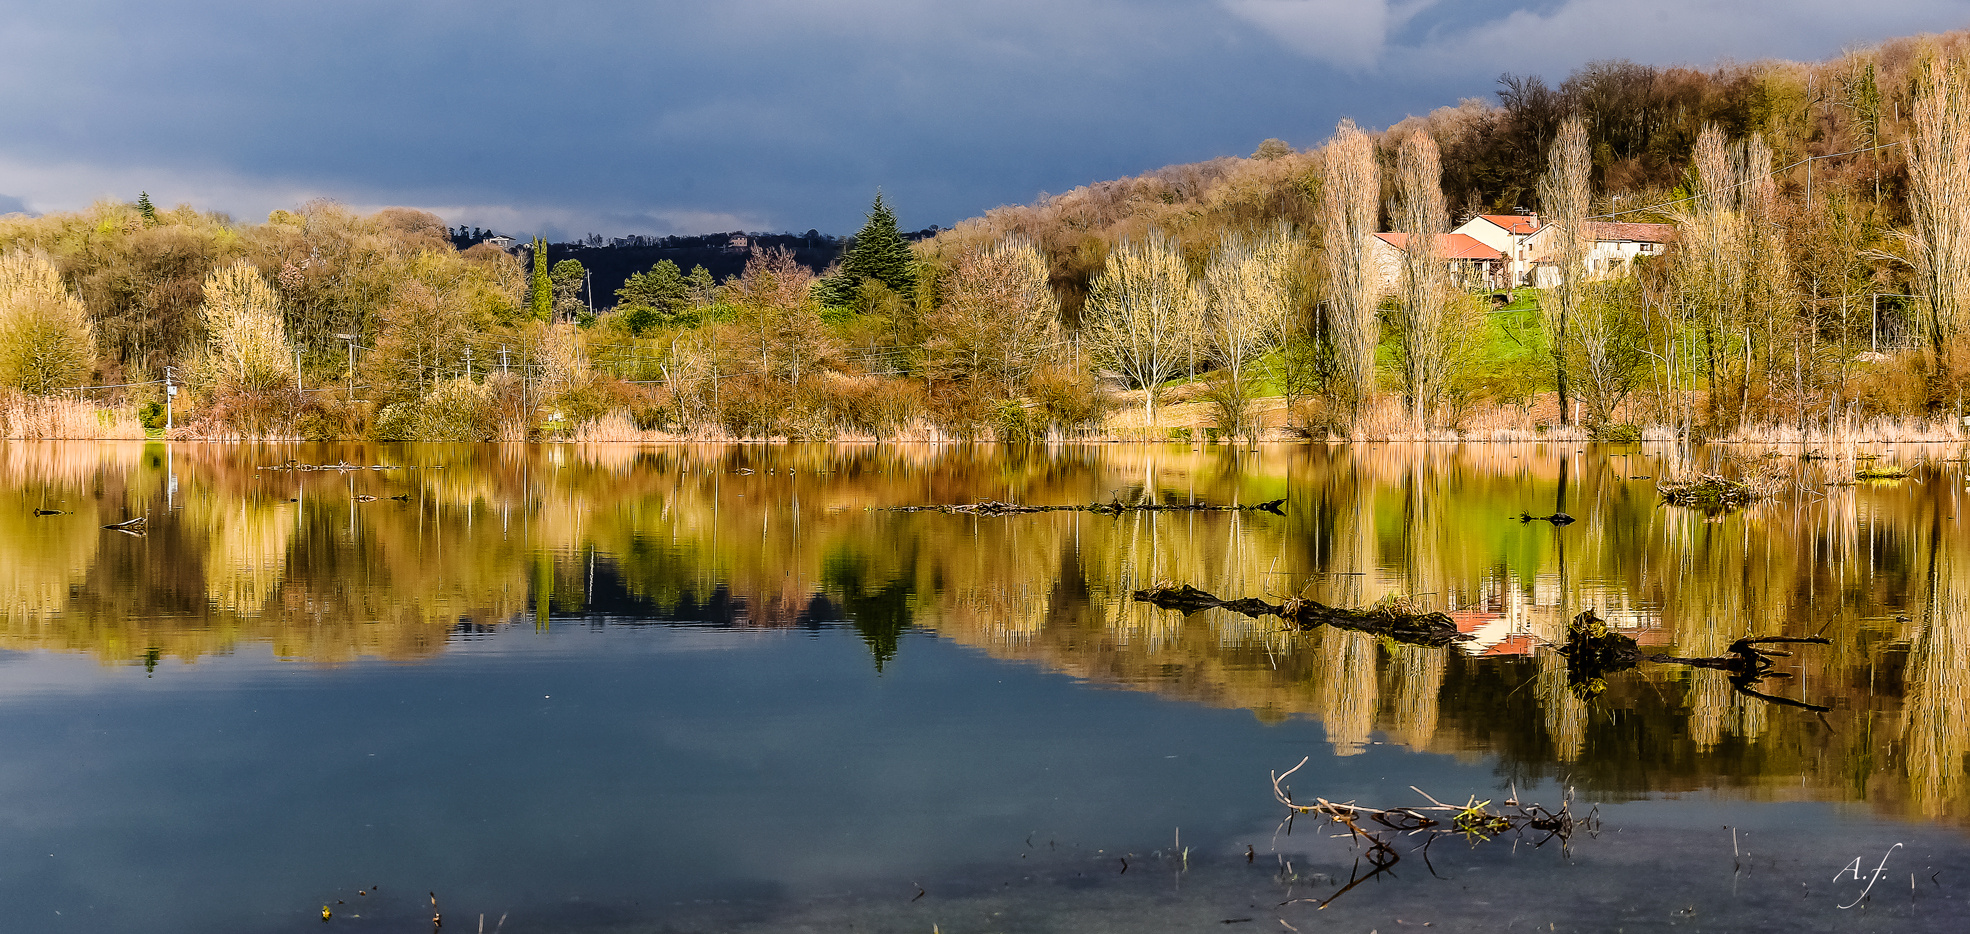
left=1451, top=214, right=1543, bottom=283
left=1523, top=221, right=1674, bottom=287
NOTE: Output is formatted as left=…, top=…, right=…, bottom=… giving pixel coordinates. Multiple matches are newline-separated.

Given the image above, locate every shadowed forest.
left=8, top=31, right=1970, bottom=441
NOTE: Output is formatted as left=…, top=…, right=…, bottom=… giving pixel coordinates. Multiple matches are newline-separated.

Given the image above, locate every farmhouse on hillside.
left=1371, top=232, right=1510, bottom=292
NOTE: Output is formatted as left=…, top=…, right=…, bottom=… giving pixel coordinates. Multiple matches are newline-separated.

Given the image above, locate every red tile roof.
left=1373, top=232, right=1504, bottom=261
left=1475, top=214, right=1541, bottom=235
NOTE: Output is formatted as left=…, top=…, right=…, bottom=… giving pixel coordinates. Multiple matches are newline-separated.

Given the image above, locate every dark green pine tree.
left=821, top=192, right=917, bottom=305
left=528, top=238, right=553, bottom=320
left=135, top=191, right=157, bottom=225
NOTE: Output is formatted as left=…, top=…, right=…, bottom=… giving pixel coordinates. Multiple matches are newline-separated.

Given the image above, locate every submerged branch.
left=883, top=498, right=1285, bottom=517
left=1132, top=584, right=1470, bottom=647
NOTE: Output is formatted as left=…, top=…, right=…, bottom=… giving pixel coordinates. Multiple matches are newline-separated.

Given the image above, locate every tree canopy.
left=820, top=193, right=916, bottom=305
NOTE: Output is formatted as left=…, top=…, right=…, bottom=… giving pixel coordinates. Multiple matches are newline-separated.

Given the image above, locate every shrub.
left=1028, top=365, right=1112, bottom=436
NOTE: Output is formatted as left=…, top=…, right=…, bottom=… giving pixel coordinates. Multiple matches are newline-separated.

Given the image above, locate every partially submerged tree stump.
left=1557, top=609, right=1830, bottom=710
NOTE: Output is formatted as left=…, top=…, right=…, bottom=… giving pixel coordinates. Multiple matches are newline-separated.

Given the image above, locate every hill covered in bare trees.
left=5, top=28, right=1970, bottom=442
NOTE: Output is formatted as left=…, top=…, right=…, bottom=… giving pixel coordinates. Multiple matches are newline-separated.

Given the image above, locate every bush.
left=369, top=379, right=497, bottom=441
left=1028, top=366, right=1112, bottom=436
left=994, top=399, right=1045, bottom=443
left=1591, top=423, right=1642, bottom=443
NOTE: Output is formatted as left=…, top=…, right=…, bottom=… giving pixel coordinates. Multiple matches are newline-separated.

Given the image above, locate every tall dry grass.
left=0, top=395, right=146, bottom=439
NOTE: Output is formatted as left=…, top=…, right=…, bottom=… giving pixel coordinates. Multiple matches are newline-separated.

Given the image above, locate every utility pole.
left=465, top=346, right=474, bottom=381
left=163, top=366, right=175, bottom=430
left=336, top=333, right=357, bottom=404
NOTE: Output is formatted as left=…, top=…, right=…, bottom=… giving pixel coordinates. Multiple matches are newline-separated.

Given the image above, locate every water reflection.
left=3, top=440, right=1968, bottom=825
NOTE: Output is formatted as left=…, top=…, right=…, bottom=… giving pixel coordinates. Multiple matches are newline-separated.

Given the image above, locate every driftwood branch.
left=881, top=498, right=1285, bottom=517
left=1133, top=584, right=1470, bottom=647
left=1269, top=757, right=1594, bottom=909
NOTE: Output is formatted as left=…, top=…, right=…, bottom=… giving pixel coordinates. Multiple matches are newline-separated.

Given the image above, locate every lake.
left=1, top=441, right=1966, bottom=933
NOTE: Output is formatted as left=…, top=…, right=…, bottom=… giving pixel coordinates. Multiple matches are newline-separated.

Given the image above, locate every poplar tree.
left=529, top=238, right=552, bottom=321
left=1318, top=120, right=1381, bottom=423
left=822, top=193, right=917, bottom=305
left=1909, top=56, right=1970, bottom=376
left=1392, top=132, right=1451, bottom=431
left=1536, top=116, right=1591, bottom=427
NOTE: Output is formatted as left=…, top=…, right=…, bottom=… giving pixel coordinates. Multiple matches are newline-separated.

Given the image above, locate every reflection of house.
left=1370, top=232, right=1509, bottom=292
left=1452, top=214, right=1543, bottom=283
left=1449, top=609, right=1534, bottom=656
left=1523, top=222, right=1675, bottom=287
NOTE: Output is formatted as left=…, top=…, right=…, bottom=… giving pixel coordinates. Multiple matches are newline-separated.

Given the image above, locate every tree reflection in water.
left=2, top=439, right=1967, bottom=824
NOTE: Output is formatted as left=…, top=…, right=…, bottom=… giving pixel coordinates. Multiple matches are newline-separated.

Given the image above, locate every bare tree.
left=1083, top=231, right=1203, bottom=426
left=201, top=261, right=294, bottom=392
left=1536, top=116, right=1591, bottom=427
left=926, top=236, right=1060, bottom=395
left=1318, top=120, right=1381, bottom=423
left=1672, top=123, right=1746, bottom=427
left=1391, top=131, right=1450, bottom=430
left=1203, top=221, right=1302, bottom=438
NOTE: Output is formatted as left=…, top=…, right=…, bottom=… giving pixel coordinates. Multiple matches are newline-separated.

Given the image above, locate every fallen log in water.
left=1131, top=584, right=1469, bottom=647
left=102, top=516, right=148, bottom=535
left=881, top=498, right=1285, bottom=517
left=258, top=460, right=438, bottom=472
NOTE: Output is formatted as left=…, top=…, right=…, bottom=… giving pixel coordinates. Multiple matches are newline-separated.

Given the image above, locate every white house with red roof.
left=1520, top=221, right=1676, bottom=287
left=1370, top=232, right=1509, bottom=291
left=1451, top=214, right=1543, bottom=284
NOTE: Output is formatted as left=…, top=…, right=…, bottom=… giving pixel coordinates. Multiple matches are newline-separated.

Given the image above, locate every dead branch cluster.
left=1269, top=757, right=1595, bottom=908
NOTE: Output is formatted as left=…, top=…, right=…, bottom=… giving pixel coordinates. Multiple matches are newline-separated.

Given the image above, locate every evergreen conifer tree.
left=529, top=238, right=552, bottom=320
left=821, top=192, right=916, bottom=305
left=136, top=192, right=157, bottom=225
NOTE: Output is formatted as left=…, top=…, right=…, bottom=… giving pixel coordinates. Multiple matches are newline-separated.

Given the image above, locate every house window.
left=1640, top=242, right=1655, bottom=253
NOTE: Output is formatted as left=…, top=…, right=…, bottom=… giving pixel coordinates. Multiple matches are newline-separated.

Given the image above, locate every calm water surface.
left=2, top=441, right=1967, bottom=933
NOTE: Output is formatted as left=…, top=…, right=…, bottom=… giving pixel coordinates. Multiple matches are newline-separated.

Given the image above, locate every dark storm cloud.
left=1, top=1, right=1964, bottom=236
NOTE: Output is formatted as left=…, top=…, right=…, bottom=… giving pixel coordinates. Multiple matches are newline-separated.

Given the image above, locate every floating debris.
left=1855, top=464, right=1909, bottom=481
left=103, top=516, right=148, bottom=535
left=1659, top=474, right=1757, bottom=510
left=33, top=507, right=68, bottom=516
left=1517, top=511, right=1575, bottom=525
left=259, top=460, right=429, bottom=472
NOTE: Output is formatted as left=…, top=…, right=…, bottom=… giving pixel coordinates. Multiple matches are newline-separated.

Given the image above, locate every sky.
left=1, top=1, right=1965, bottom=240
